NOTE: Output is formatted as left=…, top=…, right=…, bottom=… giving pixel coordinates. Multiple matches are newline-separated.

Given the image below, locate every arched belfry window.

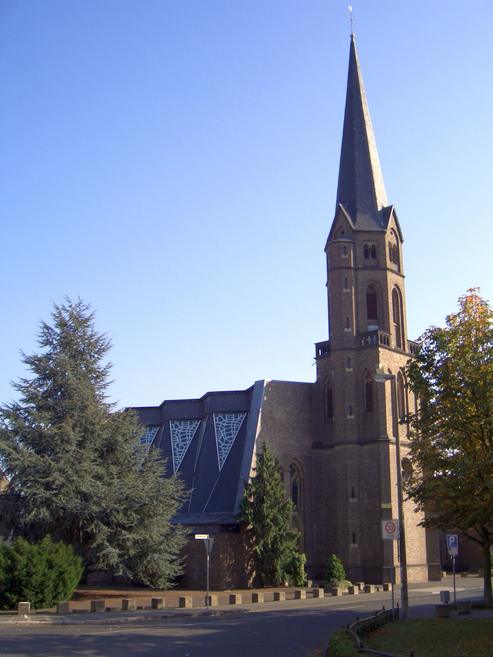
left=290, top=463, right=302, bottom=509
left=389, top=229, right=400, bottom=271
left=364, top=372, right=374, bottom=413
left=364, top=243, right=377, bottom=261
left=392, top=287, right=404, bottom=349
left=366, top=284, right=378, bottom=321
left=397, top=371, right=406, bottom=420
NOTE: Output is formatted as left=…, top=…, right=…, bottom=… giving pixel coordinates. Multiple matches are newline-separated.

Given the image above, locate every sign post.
left=446, top=534, right=459, bottom=604
left=382, top=520, right=400, bottom=619
left=195, top=534, right=214, bottom=608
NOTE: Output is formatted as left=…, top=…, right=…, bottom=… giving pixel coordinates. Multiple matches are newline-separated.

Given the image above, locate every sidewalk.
left=3, top=577, right=490, bottom=627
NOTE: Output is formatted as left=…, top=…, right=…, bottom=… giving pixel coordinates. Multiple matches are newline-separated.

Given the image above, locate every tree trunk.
left=482, top=542, right=492, bottom=605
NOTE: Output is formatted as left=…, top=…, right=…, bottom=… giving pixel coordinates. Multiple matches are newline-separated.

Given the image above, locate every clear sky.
left=1, top=1, right=492, bottom=408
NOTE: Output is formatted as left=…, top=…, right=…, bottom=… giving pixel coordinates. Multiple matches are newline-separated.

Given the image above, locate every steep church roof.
left=336, top=34, right=388, bottom=227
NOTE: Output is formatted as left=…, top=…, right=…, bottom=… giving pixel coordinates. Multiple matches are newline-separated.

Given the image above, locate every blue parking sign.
left=446, top=534, right=458, bottom=549
left=447, top=534, right=459, bottom=556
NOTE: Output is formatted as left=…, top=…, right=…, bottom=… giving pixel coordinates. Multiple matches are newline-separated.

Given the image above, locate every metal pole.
left=206, top=553, right=210, bottom=608
left=452, top=555, right=456, bottom=604
left=391, top=548, right=396, bottom=620
left=394, top=388, right=409, bottom=620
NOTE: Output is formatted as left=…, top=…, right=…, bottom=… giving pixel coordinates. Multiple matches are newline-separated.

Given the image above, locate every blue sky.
left=1, top=1, right=492, bottom=407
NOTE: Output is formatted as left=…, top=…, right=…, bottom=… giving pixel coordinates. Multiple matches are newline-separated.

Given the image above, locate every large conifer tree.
left=0, top=299, right=186, bottom=588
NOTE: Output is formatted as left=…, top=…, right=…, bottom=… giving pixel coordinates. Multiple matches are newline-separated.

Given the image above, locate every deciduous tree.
left=406, top=289, right=493, bottom=604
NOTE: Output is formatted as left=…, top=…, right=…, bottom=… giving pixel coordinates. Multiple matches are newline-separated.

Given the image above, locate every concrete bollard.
left=383, top=583, right=392, bottom=592
left=435, top=604, right=451, bottom=618
left=294, top=589, right=306, bottom=600
left=205, top=595, right=218, bottom=607
left=355, top=581, right=365, bottom=591
left=363, top=585, right=375, bottom=594
left=330, top=587, right=343, bottom=596
left=306, top=580, right=313, bottom=588
left=252, top=592, right=264, bottom=603
left=17, top=602, right=31, bottom=616
left=348, top=586, right=359, bottom=595
left=121, top=598, right=136, bottom=611
left=56, top=601, right=71, bottom=614
left=458, top=601, right=472, bottom=615
left=229, top=594, right=242, bottom=605
left=312, top=588, right=324, bottom=598
left=273, top=591, right=285, bottom=602
left=151, top=597, right=164, bottom=610
left=179, top=596, right=193, bottom=608
left=90, top=599, right=105, bottom=613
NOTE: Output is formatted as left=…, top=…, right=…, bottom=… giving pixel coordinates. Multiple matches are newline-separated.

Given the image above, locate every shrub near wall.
left=0, top=536, right=83, bottom=609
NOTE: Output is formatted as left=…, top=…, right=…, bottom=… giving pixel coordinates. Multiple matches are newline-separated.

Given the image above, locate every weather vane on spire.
left=348, top=5, right=354, bottom=36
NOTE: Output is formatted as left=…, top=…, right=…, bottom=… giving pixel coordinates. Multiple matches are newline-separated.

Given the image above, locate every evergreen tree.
left=406, top=289, right=493, bottom=604
left=0, top=299, right=187, bottom=588
left=239, top=442, right=305, bottom=586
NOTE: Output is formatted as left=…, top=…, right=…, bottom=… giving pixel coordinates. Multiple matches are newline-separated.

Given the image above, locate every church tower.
left=310, top=35, right=439, bottom=582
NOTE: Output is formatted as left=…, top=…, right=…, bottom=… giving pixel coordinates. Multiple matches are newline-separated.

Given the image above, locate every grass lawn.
left=366, top=618, right=493, bottom=657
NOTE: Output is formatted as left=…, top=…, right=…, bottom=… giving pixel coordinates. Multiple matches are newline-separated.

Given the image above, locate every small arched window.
left=347, top=403, right=353, bottom=417
left=371, top=244, right=377, bottom=259
left=389, top=229, right=400, bottom=271
left=342, top=245, right=348, bottom=257
left=345, top=317, right=351, bottom=330
left=344, top=277, right=349, bottom=290
left=290, top=463, right=302, bottom=509
left=367, top=284, right=378, bottom=321
left=364, top=244, right=369, bottom=259
left=365, top=373, right=374, bottom=413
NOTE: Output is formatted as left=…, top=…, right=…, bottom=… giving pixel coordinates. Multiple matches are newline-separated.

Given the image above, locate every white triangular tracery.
left=140, top=426, right=159, bottom=448
left=213, top=413, right=247, bottom=471
left=169, top=419, right=201, bottom=473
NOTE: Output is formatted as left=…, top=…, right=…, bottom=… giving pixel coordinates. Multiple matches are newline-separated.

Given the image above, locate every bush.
left=0, top=536, right=83, bottom=610
left=287, top=551, right=307, bottom=586
left=325, top=553, right=346, bottom=585
left=326, top=629, right=359, bottom=657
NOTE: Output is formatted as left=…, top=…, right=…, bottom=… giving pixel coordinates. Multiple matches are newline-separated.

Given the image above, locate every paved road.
left=0, top=578, right=484, bottom=657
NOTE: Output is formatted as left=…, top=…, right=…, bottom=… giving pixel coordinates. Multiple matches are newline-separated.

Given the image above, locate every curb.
left=1, top=608, right=250, bottom=627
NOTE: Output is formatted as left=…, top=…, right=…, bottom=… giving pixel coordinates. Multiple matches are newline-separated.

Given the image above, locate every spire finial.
left=348, top=5, right=355, bottom=37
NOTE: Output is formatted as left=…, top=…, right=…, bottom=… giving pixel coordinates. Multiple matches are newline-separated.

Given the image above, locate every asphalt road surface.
left=0, top=578, right=483, bottom=657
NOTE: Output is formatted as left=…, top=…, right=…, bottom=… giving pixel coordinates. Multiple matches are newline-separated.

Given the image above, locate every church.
left=135, top=34, right=441, bottom=588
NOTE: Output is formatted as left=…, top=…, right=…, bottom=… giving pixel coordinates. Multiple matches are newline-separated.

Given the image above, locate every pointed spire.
left=336, top=35, right=388, bottom=223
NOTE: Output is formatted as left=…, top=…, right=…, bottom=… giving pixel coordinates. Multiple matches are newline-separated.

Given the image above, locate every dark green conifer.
left=240, top=442, right=306, bottom=586
left=0, top=299, right=186, bottom=588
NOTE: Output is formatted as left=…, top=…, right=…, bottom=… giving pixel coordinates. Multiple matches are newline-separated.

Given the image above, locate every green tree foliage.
left=325, top=553, right=346, bottom=585
left=0, top=536, right=83, bottom=609
left=239, top=443, right=306, bottom=586
left=0, top=299, right=187, bottom=588
left=406, top=289, right=493, bottom=604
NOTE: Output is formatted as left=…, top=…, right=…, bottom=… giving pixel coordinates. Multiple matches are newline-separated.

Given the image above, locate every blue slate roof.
left=336, top=35, right=388, bottom=227
left=133, top=381, right=264, bottom=526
